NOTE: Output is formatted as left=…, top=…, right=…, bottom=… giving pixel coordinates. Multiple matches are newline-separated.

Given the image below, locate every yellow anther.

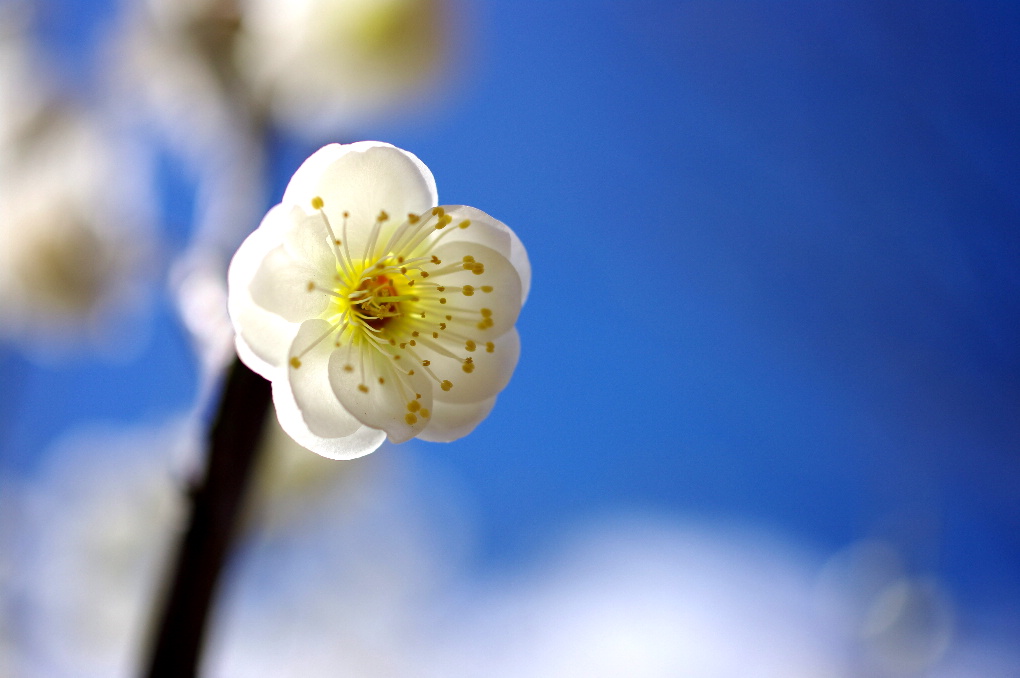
left=343, top=364, right=354, bottom=372
left=408, top=400, right=421, bottom=412
left=481, top=308, right=492, bottom=317
left=463, top=255, right=475, bottom=263
left=420, top=408, right=430, bottom=418
left=462, top=285, right=475, bottom=296
left=342, top=210, right=350, bottom=218
left=465, top=340, right=476, bottom=352
left=441, top=380, right=453, bottom=391
left=459, top=219, right=471, bottom=229
left=420, top=270, right=430, bottom=278
left=412, top=331, right=420, bottom=336
left=311, top=196, right=324, bottom=210
left=439, top=297, right=447, bottom=304
left=431, top=255, right=442, bottom=265
left=422, top=359, right=431, bottom=366
left=481, top=285, right=493, bottom=293
left=290, top=357, right=302, bottom=368
left=357, top=384, right=369, bottom=393
left=431, top=206, right=445, bottom=217
left=439, top=322, right=447, bottom=330
left=378, top=210, right=389, bottom=221
left=306, top=281, right=315, bottom=291
left=485, top=342, right=495, bottom=353
left=378, top=377, right=385, bottom=384
left=462, top=362, right=475, bottom=374
left=436, top=286, right=446, bottom=292
left=405, top=413, right=418, bottom=425
left=445, top=315, right=452, bottom=320
left=409, top=339, right=416, bottom=346
left=472, top=264, right=485, bottom=275
left=408, top=213, right=420, bottom=224
left=432, top=332, right=439, bottom=338
left=408, top=369, right=415, bottom=375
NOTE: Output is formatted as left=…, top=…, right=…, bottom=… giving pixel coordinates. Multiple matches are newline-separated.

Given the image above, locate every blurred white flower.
left=228, top=141, right=530, bottom=459
left=0, top=18, right=155, bottom=357
left=0, top=108, right=154, bottom=357
left=9, top=420, right=195, bottom=678
left=236, top=0, right=450, bottom=135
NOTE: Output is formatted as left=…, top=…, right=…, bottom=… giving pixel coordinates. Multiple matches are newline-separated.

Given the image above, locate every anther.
left=485, top=342, right=495, bottom=353
left=441, top=380, right=453, bottom=391
left=311, top=196, right=324, bottom=210
left=290, top=357, right=302, bottom=368
left=357, top=384, right=369, bottom=393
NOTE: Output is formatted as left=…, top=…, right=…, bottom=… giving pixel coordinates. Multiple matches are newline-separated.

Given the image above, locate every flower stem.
left=143, top=357, right=271, bottom=678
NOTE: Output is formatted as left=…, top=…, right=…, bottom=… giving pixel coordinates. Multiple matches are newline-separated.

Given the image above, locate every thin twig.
left=143, top=357, right=271, bottom=678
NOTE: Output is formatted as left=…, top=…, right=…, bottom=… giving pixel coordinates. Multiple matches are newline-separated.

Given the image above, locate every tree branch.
left=143, top=357, right=271, bottom=678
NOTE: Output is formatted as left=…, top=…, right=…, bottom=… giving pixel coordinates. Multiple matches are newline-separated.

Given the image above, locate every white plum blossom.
left=235, top=0, right=450, bottom=135
left=228, top=141, right=529, bottom=459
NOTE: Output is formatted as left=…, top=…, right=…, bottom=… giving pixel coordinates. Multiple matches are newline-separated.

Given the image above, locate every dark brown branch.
left=143, top=357, right=271, bottom=678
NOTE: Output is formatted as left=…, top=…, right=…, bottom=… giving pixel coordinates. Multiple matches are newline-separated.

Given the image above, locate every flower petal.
left=417, top=328, right=521, bottom=405
left=248, top=245, right=332, bottom=323
left=417, top=206, right=531, bottom=305
left=282, top=205, right=336, bottom=273
left=327, top=339, right=434, bottom=444
left=282, top=142, right=437, bottom=260
left=418, top=396, right=498, bottom=443
left=272, top=378, right=386, bottom=460
left=285, top=319, right=366, bottom=439
left=227, top=205, right=298, bottom=377
left=424, top=240, right=523, bottom=337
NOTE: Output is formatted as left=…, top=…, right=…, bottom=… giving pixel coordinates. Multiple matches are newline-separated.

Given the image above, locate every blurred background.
left=1, top=0, right=1018, bottom=676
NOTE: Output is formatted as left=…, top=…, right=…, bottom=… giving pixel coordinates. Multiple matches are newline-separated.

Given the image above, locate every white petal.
left=417, top=206, right=531, bottom=305
left=272, top=378, right=386, bottom=460
left=417, top=328, right=521, bottom=405
left=426, top=240, right=523, bottom=337
left=285, top=319, right=366, bottom=439
left=282, top=142, right=437, bottom=259
left=248, top=244, right=331, bottom=323
left=282, top=205, right=336, bottom=273
left=417, top=396, right=497, bottom=443
left=327, top=338, right=434, bottom=444
left=227, top=205, right=298, bottom=377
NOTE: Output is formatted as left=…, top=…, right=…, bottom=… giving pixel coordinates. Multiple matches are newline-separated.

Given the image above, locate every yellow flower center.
left=291, top=197, right=502, bottom=400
